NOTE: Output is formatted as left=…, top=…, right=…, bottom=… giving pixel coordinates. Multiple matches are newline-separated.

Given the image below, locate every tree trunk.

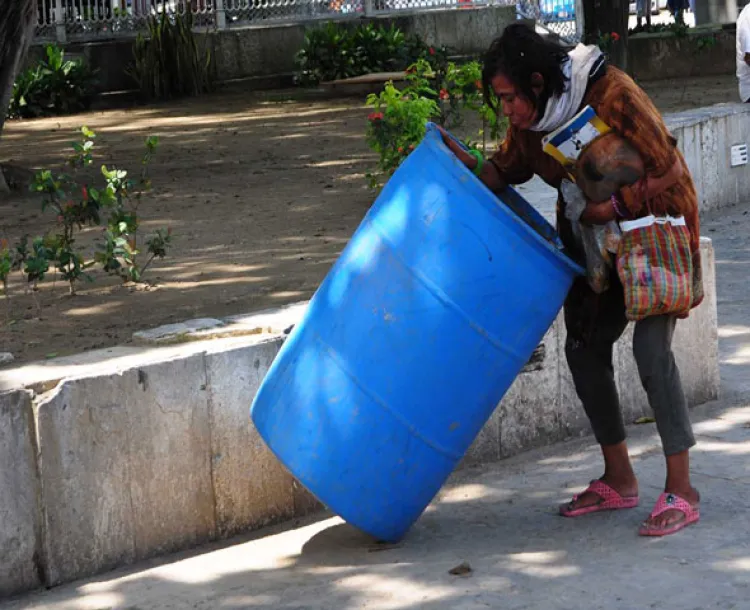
left=582, top=0, right=630, bottom=71
left=0, top=0, right=37, bottom=193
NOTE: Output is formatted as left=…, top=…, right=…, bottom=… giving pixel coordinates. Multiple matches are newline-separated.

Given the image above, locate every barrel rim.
left=424, top=122, right=584, bottom=277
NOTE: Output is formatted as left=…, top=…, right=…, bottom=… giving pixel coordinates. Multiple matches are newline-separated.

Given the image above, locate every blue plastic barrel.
left=250, top=123, right=583, bottom=542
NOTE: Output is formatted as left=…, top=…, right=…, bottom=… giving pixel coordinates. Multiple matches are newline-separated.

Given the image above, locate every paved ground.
left=3, top=189, right=749, bottom=609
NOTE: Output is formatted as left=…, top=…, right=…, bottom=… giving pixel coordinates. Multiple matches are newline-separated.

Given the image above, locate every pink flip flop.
left=639, top=492, right=700, bottom=537
left=559, top=479, right=639, bottom=518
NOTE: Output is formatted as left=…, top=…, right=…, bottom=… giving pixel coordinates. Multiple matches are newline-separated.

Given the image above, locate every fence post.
left=364, top=0, right=373, bottom=16
left=54, top=0, right=67, bottom=44
left=215, top=0, right=227, bottom=28
left=575, top=0, right=584, bottom=40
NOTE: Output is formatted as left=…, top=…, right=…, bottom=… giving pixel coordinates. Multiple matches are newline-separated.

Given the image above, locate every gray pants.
left=563, top=273, right=696, bottom=456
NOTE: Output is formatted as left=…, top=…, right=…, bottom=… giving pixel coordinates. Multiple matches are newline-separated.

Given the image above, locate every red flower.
left=368, top=112, right=384, bottom=122
left=439, top=89, right=450, bottom=101
left=82, top=185, right=88, bottom=201
left=397, top=146, right=404, bottom=154
left=475, top=80, right=482, bottom=90
left=612, top=31, right=620, bottom=41
left=429, top=47, right=435, bottom=56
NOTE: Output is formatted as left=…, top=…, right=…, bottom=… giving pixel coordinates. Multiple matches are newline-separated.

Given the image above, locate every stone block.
left=36, top=376, right=136, bottom=586
left=0, top=390, right=42, bottom=597
left=205, top=339, right=299, bottom=539
left=132, top=318, right=224, bottom=344
left=674, top=238, right=720, bottom=407
left=628, top=29, right=735, bottom=82
left=37, top=354, right=215, bottom=586
left=668, top=104, right=750, bottom=214
left=495, top=318, right=564, bottom=458
left=127, top=356, right=216, bottom=556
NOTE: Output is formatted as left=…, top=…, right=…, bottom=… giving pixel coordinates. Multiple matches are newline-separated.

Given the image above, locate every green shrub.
left=294, top=22, right=434, bottom=87
left=628, top=22, right=689, bottom=37
left=9, top=45, right=98, bottom=119
left=129, top=10, right=213, bottom=101
left=365, top=59, right=508, bottom=188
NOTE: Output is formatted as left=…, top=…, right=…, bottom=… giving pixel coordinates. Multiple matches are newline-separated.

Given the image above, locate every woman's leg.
left=562, top=275, right=638, bottom=511
left=633, top=315, right=699, bottom=531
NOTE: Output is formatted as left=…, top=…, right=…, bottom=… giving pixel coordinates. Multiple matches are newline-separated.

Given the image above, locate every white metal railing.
left=33, top=0, right=580, bottom=43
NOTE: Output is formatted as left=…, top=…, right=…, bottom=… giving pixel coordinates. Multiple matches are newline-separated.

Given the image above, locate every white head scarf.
left=530, top=44, right=604, bottom=133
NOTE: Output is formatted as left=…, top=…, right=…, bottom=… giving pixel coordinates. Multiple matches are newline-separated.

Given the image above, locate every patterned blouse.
left=490, top=66, right=700, bottom=254
left=489, top=65, right=702, bottom=305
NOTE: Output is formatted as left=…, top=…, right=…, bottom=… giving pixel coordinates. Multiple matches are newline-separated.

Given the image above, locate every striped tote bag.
left=616, top=214, right=694, bottom=321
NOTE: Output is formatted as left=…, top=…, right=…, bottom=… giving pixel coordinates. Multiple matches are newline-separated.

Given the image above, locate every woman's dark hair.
left=482, top=23, right=571, bottom=118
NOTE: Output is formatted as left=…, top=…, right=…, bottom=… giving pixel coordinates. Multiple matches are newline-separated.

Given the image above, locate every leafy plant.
left=0, top=241, right=11, bottom=302
left=9, top=45, right=98, bottom=119
left=629, top=22, right=689, bottom=37
left=31, top=127, right=101, bottom=295
left=695, top=35, right=718, bottom=51
left=596, top=31, right=621, bottom=53
left=95, top=135, right=169, bottom=283
left=366, top=83, right=439, bottom=187
left=129, top=10, right=213, bottom=101
left=15, top=127, right=170, bottom=304
left=294, top=22, right=435, bottom=87
left=294, top=22, right=358, bottom=87
left=365, top=58, right=508, bottom=188
left=24, top=237, right=52, bottom=289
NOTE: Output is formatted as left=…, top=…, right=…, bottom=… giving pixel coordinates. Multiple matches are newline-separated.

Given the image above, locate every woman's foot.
left=559, top=475, right=639, bottom=516
left=639, top=486, right=700, bottom=536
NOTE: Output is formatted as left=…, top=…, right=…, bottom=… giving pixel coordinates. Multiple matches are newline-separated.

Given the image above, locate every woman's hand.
left=436, top=125, right=479, bottom=171
left=436, top=125, right=508, bottom=194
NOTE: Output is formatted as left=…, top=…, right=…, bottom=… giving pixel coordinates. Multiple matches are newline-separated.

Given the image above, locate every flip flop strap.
left=649, top=492, right=696, bottom=518
left=573, top=479, right=622, bottom=503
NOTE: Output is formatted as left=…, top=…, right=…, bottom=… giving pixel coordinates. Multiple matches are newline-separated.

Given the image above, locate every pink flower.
left=368, top=112, right=384, bottom=122
left=429, top=47, right=435, bottom=56
left=612, top=32, right=620, bottom=41
left=439, top=89, right=450, bottom=101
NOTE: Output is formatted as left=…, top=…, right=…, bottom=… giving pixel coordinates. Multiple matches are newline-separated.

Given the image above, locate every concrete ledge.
left=667, top=104, right=750, bottom=213
left=0, top=236, right=719, bottom=597
left=32, top=342, right=321, bottom=587
left=0, top=390, right=43, bottom=597
left=628, top=28, right=734, bottom=82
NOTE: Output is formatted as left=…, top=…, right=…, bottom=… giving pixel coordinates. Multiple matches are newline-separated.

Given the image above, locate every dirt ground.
left=0, top=74, right=739, bottom=365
